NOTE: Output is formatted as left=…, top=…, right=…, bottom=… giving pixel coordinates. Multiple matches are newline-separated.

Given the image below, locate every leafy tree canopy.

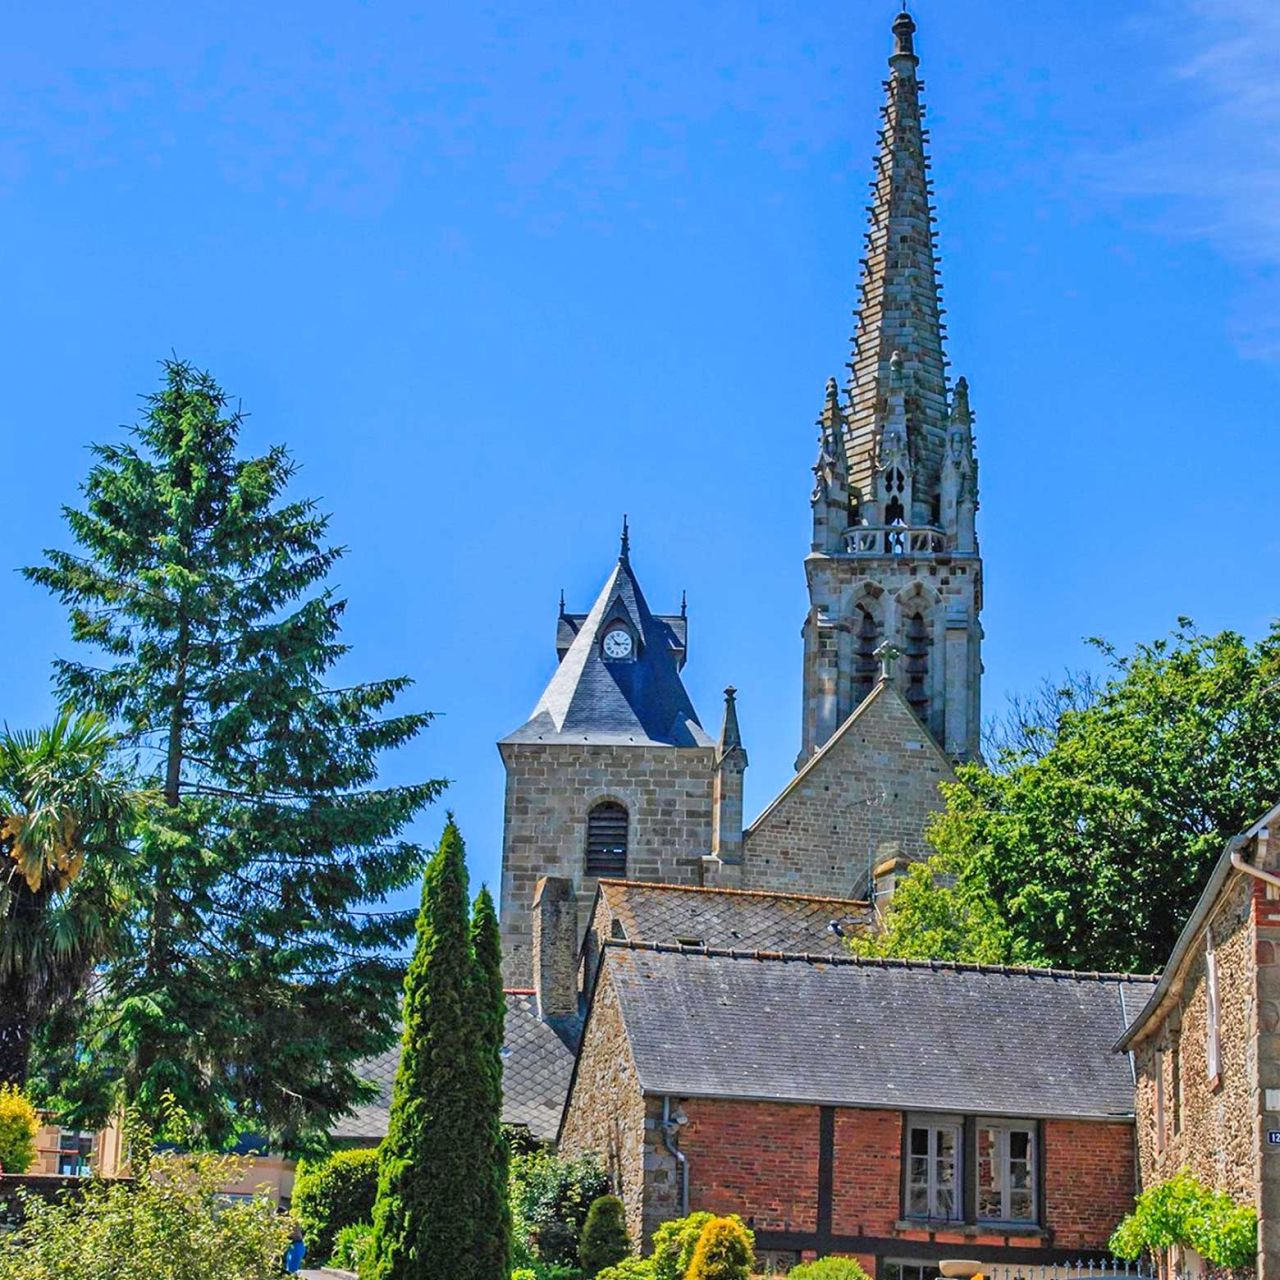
left=867, top=622, right=1280, bottom=975
left=25, top=360, right=443, bottom=1147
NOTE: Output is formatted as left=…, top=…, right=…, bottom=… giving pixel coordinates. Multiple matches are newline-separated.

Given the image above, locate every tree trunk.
left=0, top=977, right=32, bottom=1088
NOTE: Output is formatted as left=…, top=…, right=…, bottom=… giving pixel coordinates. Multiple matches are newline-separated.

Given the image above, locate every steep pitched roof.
left=597, top=942, right=1154, bottom=1120
left=593, top=880, right=870, bottom=954
left=330, top=992, right=577, bottom=1144
left=502, top=547, right=711, bottom=748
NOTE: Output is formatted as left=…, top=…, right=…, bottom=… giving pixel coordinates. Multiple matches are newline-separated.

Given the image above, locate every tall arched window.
left=586, top=801, right=628, bottom=878
left=850, top=604, right=881, bottom=711
left=904, top=610, right=930, bottom=725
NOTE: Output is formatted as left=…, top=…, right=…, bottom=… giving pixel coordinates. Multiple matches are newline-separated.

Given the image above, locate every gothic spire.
left=845, top=8, right=949, bottom=512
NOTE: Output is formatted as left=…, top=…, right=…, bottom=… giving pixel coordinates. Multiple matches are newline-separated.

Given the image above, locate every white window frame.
left=905, top=1116, right=962, bottom=1221
left=1205, top=932, right=1221, bottom=1083
left=975, top=1120, right=1038, bottom=1225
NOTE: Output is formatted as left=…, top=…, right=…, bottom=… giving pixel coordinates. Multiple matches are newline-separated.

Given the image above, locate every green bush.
left=510, top=1149, right=609, bottom=1267
left=0, top=1086, right=38, bottom=1176
left=594, top=1260, right=654, bottom=1280
left=292, top=1146, right=379, bottom=1262
left=510, top=1267, right=582, bottom=1280
left=685, top=1216, right=754, bottom=1280
left=0, top=1138, right=289, bottom=1279
left=579, top=1196, right=630, bottom=1276
left=651, top=1212, right=714, bottom=1280
left=332, top=1222, right=373, bottom=1272
left=788, top=1260, right=873, bottom=1280
left=1110, top=1169, right=1257, bottom=1270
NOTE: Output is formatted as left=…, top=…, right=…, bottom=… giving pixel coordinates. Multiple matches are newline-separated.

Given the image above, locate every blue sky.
left=3, top=0, right=1278, bottom=913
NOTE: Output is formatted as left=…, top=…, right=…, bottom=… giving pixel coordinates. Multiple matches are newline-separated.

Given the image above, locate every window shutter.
left=586, top=802, right=628, bottom=877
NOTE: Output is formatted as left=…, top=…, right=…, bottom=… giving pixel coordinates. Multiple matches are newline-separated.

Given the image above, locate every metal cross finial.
left=619, top=513, right=630, bottom=562
left=873, top=641, right=902, bottom=680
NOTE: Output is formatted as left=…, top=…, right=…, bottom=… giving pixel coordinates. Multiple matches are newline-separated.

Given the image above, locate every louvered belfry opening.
left=586, top=801, right=628, bottom=877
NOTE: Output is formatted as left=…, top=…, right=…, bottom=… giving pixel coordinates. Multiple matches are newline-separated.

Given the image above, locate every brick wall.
left=1042, top=1121, right=1136, bottom=1251
left=498, top=740, right=716, bottom=984
left=831, top=1108, right=902, bottom=1236
left=740, top=684, right=952, bottom=899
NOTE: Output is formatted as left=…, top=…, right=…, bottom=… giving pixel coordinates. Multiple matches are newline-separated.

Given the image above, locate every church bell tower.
left=802, top=9, right=982, bottom=765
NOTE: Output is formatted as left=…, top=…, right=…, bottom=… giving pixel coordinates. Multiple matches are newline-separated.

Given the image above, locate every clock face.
left=603, top=628, right=633, bottom=660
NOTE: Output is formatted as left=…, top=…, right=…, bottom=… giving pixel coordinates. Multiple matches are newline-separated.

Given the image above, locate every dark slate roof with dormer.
left=596, top=943, right=1155, bottom=1121
left=330, top=992, right=578, bottom=1144
left=502, top=550, right=712, bottom=748
left=594, top=881, right=871, bottom=954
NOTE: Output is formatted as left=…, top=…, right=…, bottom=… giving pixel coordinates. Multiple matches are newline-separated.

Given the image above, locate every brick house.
left=560, top=942, right=1153, bottom=1274
left=1117, top=801, right=1280, bottom=1278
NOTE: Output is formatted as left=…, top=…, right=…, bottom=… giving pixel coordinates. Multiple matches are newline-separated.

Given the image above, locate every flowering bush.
left=0, top=1087, right=38, bottom=1176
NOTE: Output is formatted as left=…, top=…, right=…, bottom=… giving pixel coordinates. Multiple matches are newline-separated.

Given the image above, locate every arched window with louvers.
left=585, top=800, right=628, bottom=878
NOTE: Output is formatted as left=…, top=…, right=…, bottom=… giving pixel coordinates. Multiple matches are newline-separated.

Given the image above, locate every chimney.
left=711, top=687, right=749, bottom=865
left=532, top=876, right=579, bottom=1022
left=872, top=841, right=913, bottom=916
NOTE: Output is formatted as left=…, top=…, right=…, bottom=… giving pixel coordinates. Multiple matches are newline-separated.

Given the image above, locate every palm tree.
left=0, top=711, right=138, bottom=1088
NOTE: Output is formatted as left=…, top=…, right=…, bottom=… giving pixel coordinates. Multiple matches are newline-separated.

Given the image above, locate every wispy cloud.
left=1104, top=0, right=1280, bottom=356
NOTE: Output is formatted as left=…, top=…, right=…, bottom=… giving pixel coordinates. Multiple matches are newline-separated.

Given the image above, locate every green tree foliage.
left=579, top=1196, right=631, bottom=1276
left=331, top=1223, right=374, bottom=1273
left=788, top=1259, right=874, bottom=1280
left=510, top=1150, right=609, bottom=1269
left=365, top=820, right=506, bottom=1280
left=685, top=1216, right=754, bottom=1280
left=0, top=713, right=137, bottom=1088
left=0, top=1104, right=291, bottom=1280
left=26, top=360, right=443, bottom=1143
left=0, top=1085, right=39, bottom=1175
left=1110, top=1170, right=1257, bottom=1269
left=469, top=886, right=511, bottom=1277
left=873, top=623, right=1280, bottom=974
left=594, top=1260, right=655, bottom=1280
left=292, top=1146, right=380, bottom=1262
left=650, top=1212, right=714, bottom=1280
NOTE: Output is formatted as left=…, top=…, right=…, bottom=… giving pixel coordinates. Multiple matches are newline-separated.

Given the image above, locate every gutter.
left=661, top=1097, right=689, bottom=1216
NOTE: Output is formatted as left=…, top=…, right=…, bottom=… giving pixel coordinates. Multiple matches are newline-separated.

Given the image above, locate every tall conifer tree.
left=367, top=818, right=479, bottom=1280
left=469, top=886, right=510, bottom=1279
left=26, top=360, right=443, bottom=1144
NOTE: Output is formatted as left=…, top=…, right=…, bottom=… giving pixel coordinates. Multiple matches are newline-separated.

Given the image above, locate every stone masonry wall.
left=499, top=740, right=716, bottom=984
left=1132, top=873, right=1256, bottom=1203
left=557, top=965, right=649, bottom=1249
left=741, top=683, right=952, bottom=899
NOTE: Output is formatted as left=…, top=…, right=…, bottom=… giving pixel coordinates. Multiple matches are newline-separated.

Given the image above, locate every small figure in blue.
left=283, top=1221, right=306, bottom=1274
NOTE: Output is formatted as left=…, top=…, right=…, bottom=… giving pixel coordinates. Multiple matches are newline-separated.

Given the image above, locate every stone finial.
left=891, top=9, right=917, bottom=61
left=719, top=686, right=744, bottom=754
left=873, top=640, right=902, bottom=680
left=619, top=513, right=631, bottom=563
left=681, top=589, right=688, bottom=619
left=558, top=587, right=566, bottom=617
left=952, top=375, right=972, bottom=426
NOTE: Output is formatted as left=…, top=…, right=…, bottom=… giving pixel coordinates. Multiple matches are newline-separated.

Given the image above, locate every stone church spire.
left=800, top=9, right=983, bottom=765
left=844, top=8, right=950, bottom=518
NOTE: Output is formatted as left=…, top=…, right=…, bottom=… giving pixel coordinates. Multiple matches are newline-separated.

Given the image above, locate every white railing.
left=977, top=1262, right=1162, bottom=1280
left=843, top=523, right=947, bottom=555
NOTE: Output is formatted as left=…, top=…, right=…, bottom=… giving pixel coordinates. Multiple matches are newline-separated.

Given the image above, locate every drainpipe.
left=661, top=1097, right=689, bottom=1216
left=1231, top=833, right=1280, bottom=891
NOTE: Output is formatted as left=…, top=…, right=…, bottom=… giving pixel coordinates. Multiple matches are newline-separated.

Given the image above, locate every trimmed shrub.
left=332, top=1222, right=374, bottom=1272
left=594, top=1260, right=655, bottom=1280
left=788, top=1260, right=874, bottom=1280
left=651, top=1212, right=714, bottom=1280
left=686, top=1216, right=754, bottom=1280
left=0, top=1086, right=38, bottom=1176
left=292, top=1146, right=379, bottom=1262
left=579, top=1196, right=630, bottom=1276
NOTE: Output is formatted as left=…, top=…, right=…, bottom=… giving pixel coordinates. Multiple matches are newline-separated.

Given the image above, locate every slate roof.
left=502, top=548, right=712, bottom=748
left=594, top=880, right=871, bottom=954
left=597, top=943, right=1156, bottom=1121
left=330, top=992, right=578, bottom=1144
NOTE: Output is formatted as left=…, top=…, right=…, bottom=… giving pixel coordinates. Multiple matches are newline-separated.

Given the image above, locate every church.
left=498, top=6, right=979, bottom=987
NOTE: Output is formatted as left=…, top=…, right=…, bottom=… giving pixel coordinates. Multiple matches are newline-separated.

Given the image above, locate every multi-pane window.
left=906, top=1120, right=961, bottom=1220
left=882, top=1261, right=942, bottom=1280
left=976, top=1123, right=1036, bottom=1223
left=57, top=1131, right=93, bottom=1177
left=585, top=801, right=628, bottom=878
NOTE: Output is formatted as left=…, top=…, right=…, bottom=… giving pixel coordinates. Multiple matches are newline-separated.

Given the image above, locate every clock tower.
left=497, top=524, right=720, bottom=985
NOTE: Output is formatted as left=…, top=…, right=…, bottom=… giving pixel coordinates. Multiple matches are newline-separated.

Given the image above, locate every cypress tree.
left=367, top=818, right=475, bottom=1280
left=25, top=360, right=443, bottom=1145
left=468, top=886, right=510, bottom=1279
